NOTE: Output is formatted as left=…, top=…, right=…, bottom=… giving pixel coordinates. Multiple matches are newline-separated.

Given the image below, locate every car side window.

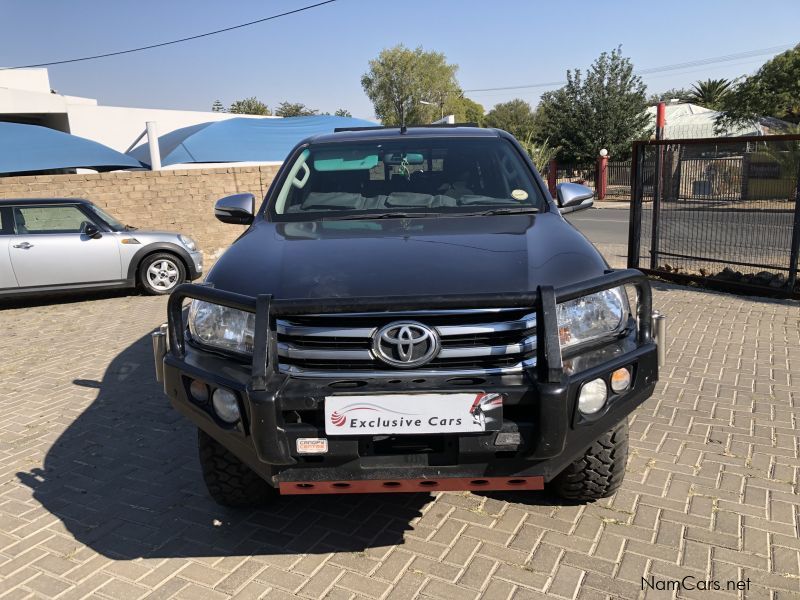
left=13, top=205, right=92, bottom=235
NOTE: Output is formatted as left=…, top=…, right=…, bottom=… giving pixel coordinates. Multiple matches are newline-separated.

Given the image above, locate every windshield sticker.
left=511, top=189, right=529, bottom=201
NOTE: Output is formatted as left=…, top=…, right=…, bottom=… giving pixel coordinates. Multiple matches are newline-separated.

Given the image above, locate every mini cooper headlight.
left=178, top=234, right=198, bottom=251
left=557, top=287, right=627, bottom=350
left=188, top=300, right=255, bottom=355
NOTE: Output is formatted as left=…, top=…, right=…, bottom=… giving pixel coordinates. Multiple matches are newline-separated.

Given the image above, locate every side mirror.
left=215, top=193, right=255, bottom=225
left=82, top=222, right=102, bottom=238
left=557, top=183, right=594, bottom=214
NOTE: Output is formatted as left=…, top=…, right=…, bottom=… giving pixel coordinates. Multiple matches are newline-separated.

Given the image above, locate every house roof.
left=645, top=102, right=789, bottom=138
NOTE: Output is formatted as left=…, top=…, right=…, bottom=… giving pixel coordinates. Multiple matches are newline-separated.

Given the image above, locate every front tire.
left=552, top=420, right=628, bottom=502
left=197, top=429, right=278, bottom=507
left=139, top=252, right=186, bottom=295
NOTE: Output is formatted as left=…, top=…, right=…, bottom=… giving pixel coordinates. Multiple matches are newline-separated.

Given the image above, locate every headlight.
left=179, top=234, right=197, bottom=251
left=188, top=300, right=255, bottom=355
left=557, top=287, right=627, bottom=350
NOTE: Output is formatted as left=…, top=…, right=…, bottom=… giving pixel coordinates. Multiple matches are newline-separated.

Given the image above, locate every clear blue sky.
left=2, top=0, right=798, bottom=119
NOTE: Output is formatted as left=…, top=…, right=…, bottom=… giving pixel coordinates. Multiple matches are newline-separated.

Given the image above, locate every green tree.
left=717, top=44, right=800, bottom=128
left=520, top=135, right=560, bottom=173
left=361, top=45, right=460, bottom=126
left=334, top=108, right=352, bottom=117
left=443, top=96, right=484, bottom=124
left=228, top=97, right=271, bottom=115
left=647, top=87, right=692, bottom=104
left=276, top=101, right=319, bottom=117
left=763, top=124, right=800, bottom=198
left=688, top=78, right=732, bottom=110
left=211, top=99, right=225, bottom=113
left=460, top=97, right=484, bottom=124
left=537, top=47, right=650, bottom=162
left=484, top=99, right=537, bottom=139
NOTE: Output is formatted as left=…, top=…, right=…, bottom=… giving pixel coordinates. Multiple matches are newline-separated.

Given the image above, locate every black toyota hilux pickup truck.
left=153, top=125, right=664, bottom=505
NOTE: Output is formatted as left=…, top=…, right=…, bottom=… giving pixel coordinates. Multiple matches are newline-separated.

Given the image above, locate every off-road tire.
left=197, top=429, right=278, bottom=507
left=552, top=420, right=628, bottom=502
left=138, top=252, right=187, bottom=295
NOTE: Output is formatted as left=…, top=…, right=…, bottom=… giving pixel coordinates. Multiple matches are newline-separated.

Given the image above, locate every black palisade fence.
left=627, top=134, right=800, bottom=297
left=606, top=160, right=632, bottom=198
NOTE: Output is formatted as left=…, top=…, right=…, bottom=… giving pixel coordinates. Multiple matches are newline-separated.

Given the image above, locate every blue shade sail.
left=0, top=122, right=144, bottom=175
left=128, top=115, right=377, bottom=166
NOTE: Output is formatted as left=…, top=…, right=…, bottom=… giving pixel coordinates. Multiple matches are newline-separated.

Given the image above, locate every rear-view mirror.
left=215, top=193, right=255, bottom=225
left=557, top=183, right=594, bottom=214
left=82, top=222, right=102, bottom=238
left=384, top=152, right=425, bottom=166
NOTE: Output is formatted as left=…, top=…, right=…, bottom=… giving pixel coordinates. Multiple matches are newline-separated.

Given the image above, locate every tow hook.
left=151, top=323, right=168, bottom=383
left=652, top=311, right=667, bottom=367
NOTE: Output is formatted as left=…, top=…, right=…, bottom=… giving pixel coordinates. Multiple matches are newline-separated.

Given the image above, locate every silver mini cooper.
left=0, top=198, right=203, bottom=297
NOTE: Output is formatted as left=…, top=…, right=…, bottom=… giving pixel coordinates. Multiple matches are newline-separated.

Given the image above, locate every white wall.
left=0, top=68, right=52, bottom=94
left=0, top=87, right=96, bottom=117
left=65, top=104, right=275, bottom=152
left=0, top=67, right=279, bottom=155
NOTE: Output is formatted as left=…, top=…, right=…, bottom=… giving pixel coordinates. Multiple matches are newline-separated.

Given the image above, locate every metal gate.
left=627, top=134, right=800, bottom=297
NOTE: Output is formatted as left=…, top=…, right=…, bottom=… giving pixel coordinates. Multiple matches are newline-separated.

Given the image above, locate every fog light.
left=212, top=388, right=241, bottom=423
left=189, top=380, right=209, bottom=404
left=610, top=367, right=631, bottom=393
left=578, top=378, right=607, bottom=415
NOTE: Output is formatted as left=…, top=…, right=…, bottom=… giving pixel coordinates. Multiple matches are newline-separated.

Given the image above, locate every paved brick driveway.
left=1, top=283, right=798, bottom=599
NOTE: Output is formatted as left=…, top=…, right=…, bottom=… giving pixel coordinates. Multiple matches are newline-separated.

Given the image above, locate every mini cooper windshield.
left=271, top=137, right=546, bottom=220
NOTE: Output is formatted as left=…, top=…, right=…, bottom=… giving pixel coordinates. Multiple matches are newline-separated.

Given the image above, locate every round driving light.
left=212, top=388, right=241, bottom=423
left=578, top=378, right=607, bottom=415
left=189, top=380, right=209, bottom=404
left=610, top=367, right=631, bottom=393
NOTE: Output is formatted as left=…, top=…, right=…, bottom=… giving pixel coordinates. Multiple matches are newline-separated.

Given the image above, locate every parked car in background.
left=0, top=198, right=203, bottom=297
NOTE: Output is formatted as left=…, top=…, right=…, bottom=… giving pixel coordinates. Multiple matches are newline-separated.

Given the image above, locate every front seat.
left=440, top=155, right=479, bottom=200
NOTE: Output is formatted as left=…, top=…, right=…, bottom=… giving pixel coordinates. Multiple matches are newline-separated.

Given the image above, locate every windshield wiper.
left=467, top=207, right=540, bottom=216
left=329, top=212, right=435, bottom=221
left=124, top=224, right=138, bottom=231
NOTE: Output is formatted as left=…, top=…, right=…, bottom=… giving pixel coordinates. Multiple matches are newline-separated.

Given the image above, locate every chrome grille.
left=276, top=308, right=537, bottom=377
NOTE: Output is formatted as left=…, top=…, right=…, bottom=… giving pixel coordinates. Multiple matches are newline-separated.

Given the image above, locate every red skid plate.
left=279, top=476, right=545, bottom=495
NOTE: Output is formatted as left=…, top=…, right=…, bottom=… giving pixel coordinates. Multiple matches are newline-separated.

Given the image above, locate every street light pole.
left=420, top=95, right=448, bottom=120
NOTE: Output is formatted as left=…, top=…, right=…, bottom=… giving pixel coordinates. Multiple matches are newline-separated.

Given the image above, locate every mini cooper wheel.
left=139, top=253, right=186, bottom=295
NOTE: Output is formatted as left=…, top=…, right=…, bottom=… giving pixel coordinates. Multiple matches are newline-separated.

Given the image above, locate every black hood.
left=206, top=213, right=607, bottom=299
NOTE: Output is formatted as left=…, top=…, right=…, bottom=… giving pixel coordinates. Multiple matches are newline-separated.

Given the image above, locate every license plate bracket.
left=324, top=393, right=503, bottom=436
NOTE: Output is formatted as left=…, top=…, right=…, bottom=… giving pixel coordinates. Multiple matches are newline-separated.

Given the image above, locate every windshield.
left=86, top=204, right=126, bottom=230
left=270, top=137, right=545, bottom=220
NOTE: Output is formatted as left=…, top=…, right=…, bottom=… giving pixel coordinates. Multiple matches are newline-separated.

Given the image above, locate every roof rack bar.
left=333, top=123, right=480, bottom=133
left=332, top=126, right=391, bottom=133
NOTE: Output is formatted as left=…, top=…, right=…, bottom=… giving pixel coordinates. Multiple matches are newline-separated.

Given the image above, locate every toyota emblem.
left=373, top=321, right=440, bottom=368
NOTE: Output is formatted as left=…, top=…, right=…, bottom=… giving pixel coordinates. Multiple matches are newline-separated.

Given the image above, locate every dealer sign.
left=324, top=393, right=503, bottom=436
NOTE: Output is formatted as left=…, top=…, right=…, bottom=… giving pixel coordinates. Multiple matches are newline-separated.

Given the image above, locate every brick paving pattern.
left=0, top=282, right=798, bottom=599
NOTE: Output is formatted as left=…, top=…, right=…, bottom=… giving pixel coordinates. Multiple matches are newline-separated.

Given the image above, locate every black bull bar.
left=163, top=269, right=654, bottom=466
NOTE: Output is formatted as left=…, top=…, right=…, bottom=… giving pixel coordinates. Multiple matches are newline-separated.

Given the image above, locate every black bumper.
left=159, top=269, right=658, bottom=485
